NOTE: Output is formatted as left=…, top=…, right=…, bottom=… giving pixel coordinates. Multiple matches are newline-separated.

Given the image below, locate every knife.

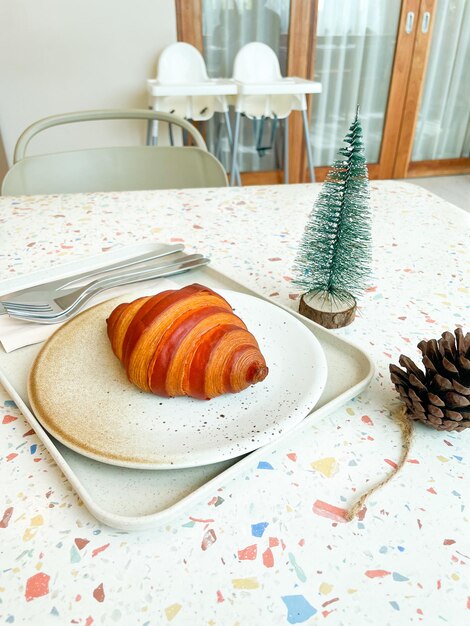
left=0, top=244, right=185, bottom=315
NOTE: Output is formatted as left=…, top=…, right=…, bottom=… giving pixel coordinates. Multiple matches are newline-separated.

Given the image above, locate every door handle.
left=405, top=11, right=415, bottom=34
left=422, top=11, right=431, bottom=33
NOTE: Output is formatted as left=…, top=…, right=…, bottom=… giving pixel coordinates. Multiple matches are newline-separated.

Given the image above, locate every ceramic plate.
left=28, top=289, right=327, bottom=469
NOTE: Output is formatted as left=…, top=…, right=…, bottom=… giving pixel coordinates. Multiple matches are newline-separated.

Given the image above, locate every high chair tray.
left=235, top=77, right=322, bottom=95
left=147, top=78, right=237, bottom=96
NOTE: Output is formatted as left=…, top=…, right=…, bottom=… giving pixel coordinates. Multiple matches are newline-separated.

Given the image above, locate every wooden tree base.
left=299, top=291, right=357, bottom=329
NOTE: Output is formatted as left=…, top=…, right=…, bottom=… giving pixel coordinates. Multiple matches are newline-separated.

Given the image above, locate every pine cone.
left=390, top=328, right=470, bottom=431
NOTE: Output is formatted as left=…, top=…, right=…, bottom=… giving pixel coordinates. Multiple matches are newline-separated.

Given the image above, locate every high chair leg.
left=301, top=109, right=315, bottom=182
left=230, top=112, right=241, bottom=186
left=284, top=117, right=289, bottom=184
left=224, top=111, right=241, bottom=186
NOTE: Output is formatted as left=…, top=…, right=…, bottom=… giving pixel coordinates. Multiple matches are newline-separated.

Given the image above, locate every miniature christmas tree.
left=293, top=107, right=371, bottom=328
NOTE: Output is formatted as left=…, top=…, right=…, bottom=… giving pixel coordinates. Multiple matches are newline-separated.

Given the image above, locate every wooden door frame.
left=378, top=0, right=423, bottom=178
left=175, top=0, right=203, bottom=50
left=407, top=157, right=470, bottom=177
left=286, top=0, right=318, bottom=183
left=175, top=0, right=317, bottom=185
left=393, top=0, right=470, bottom=177
left=392, top=0, right=437, bottom=177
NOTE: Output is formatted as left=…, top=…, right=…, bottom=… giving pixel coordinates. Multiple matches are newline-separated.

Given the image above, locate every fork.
left=0, top=243, right=184, bottom=313
left=4, top=254, right=209, bottom=324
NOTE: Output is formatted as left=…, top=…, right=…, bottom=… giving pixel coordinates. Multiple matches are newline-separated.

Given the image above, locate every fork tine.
left=2, top=303, right=54, bottom=311
left=3, top=306, right=56, bottom=319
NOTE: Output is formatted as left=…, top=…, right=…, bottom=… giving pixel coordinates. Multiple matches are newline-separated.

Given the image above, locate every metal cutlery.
left=0, top=243, right=185, bottom=314
left=4, top=254, right=209, bottom=324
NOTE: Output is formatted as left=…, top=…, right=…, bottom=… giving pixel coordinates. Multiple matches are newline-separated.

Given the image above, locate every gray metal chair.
left=1, top=109, right=228, bottom=195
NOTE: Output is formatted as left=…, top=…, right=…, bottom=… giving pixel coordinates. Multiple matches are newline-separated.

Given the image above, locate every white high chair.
left=230, top=42, right=322, bottom=185
left=146, top=43, right=237, bottom=161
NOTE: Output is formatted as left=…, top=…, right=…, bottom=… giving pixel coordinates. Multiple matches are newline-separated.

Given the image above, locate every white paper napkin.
left=0, top=278, right=178, bottom=353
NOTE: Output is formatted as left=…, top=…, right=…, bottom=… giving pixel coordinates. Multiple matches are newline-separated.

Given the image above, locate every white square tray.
left=0, top=244, right=374, bottom=530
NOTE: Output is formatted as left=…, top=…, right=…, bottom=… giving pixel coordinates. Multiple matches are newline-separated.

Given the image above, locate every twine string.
left=345, top=406, right=413, bottom=521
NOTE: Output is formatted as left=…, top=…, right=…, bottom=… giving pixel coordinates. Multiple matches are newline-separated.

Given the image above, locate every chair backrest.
left=233, top=42, right=283, bottom=83
left=156, top=42, right=209, bottom=84
left=152, top=44, right=216, bottom=121
left=232, top=43, right=292, bottom=118
left=1, top=110, right=228, bottom=195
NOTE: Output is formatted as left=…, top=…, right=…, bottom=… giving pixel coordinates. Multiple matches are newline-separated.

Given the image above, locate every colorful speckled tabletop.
left=0, top=181, right=469, bottom=625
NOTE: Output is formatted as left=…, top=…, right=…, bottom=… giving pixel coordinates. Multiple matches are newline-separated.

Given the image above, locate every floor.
left=404, top=174, right=470, bottom=213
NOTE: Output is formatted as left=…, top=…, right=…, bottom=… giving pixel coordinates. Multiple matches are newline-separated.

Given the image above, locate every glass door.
left=202, top=0, right=291, bottom=178
left=302, top=0, right=469, bottom=181
left=309, top=0, right=402, bottom=169
left=408, top=0, right=470, bottom=175
left=176, top=0, right=316, bottom=184
left=176, top=0, right=470, bottom=183
left=303, top=0, right=433, bottom=181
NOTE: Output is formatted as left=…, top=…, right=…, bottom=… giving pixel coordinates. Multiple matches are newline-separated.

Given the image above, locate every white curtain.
left=310, top=0, right=401, bottom=166
left=203, top=0, right=289, bottom=76
left=203, top=0, right=290, bottom=172
left=412, top=0, right=470, bottom=161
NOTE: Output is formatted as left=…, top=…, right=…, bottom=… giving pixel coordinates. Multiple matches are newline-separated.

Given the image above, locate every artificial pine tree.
left=293, top=107, right=371, bottom=328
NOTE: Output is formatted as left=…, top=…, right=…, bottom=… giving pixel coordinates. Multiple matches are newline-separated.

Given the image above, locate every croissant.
left=106, top=283, right=268, bottom=400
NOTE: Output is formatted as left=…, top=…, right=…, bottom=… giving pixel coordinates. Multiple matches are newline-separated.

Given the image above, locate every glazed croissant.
left=106, top=283, right=268, bottom=400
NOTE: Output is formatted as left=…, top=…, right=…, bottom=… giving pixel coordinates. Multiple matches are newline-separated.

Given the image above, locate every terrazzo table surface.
left=0, top=181, right=469, bottom=625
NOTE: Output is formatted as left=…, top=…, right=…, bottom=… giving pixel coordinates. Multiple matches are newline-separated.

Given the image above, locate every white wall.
left=0, top=0, right=177, bottom=180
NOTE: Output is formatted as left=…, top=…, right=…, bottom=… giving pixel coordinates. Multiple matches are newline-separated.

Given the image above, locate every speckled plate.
left=28, top=289, right=327, bottom=469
